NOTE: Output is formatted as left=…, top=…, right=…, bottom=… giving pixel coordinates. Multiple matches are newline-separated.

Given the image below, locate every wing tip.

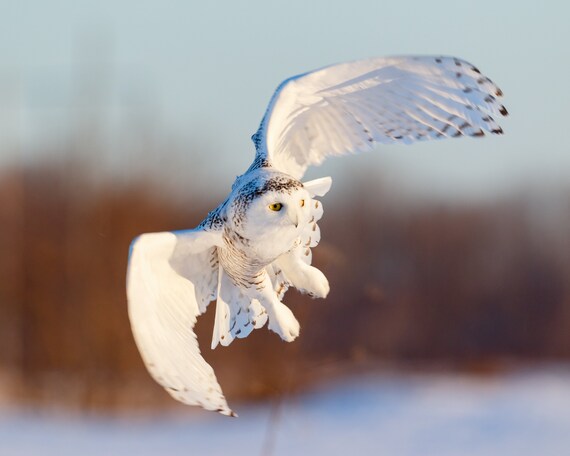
left=218, top=407, right=238, bottom=418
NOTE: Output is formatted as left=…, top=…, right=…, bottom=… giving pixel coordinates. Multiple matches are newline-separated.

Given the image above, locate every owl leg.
left=274, top=250, right=330, bottom=298
left=247, top=272, right=300, bottom=342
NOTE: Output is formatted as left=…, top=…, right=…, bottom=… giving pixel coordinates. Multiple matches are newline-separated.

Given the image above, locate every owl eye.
left=300, top=199, right=305, bottom=207
left=268, top=202, right=283, bottom=211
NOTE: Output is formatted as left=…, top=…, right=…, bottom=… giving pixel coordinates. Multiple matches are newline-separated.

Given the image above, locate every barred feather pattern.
left=211, top=266, right=268, bottom=349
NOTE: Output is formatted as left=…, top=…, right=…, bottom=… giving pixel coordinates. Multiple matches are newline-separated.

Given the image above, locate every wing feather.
left=251, top=55, right=507, bottom=179
left=211, top=268, right=268, bottom=349
left=127, top=230, right=236, bottom=416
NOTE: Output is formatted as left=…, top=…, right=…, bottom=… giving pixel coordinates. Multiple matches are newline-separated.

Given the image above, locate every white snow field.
left=1, top=369, right=570, bottom=456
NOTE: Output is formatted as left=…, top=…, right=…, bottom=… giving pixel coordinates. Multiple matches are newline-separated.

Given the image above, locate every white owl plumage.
left=127, top=55, right=507, bottom=416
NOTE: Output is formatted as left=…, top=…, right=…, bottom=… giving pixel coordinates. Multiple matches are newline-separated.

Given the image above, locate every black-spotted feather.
left=252, top=55, right=507, bottom=179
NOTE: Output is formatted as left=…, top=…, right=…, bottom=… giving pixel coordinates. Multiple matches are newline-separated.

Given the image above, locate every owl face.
left=228, top=172, right=311, bottom=258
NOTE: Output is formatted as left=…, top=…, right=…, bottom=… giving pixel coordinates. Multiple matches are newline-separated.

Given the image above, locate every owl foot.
left=274, top=252, right=330, bottom=299
left=250, top=270, right=300, bottom=342
left=300, top=266, right=330, bottom=298
left=267, top=302, right=300, bottom=342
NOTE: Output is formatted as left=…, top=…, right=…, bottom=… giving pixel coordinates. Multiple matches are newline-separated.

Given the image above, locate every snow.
left=2, top=369, right=570, bottom=456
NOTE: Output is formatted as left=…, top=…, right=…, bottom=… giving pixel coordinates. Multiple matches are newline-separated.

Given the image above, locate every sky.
left=1, top=0, right=569, bottom=201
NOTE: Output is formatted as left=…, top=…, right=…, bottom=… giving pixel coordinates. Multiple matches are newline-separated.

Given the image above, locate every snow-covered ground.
left=2, top=369, right=570, bottom=456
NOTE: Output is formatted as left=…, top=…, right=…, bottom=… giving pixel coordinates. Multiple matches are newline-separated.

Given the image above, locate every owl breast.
left=218, top=225, right=299, bottom=289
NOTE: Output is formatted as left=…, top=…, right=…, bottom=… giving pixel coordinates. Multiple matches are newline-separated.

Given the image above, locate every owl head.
left=228, top=170, right=311, bottom=257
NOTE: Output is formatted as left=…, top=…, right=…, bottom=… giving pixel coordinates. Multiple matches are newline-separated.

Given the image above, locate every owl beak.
left=287, top=207, right=299, bottom=228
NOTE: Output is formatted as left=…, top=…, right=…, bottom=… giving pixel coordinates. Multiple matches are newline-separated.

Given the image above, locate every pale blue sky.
left=1, top=0, right=568, bottom=200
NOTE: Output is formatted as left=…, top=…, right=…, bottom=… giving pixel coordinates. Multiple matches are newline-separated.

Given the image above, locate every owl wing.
left=127, top=228, right=237, bottom=416
left=251, top=55, right=507, bottom=179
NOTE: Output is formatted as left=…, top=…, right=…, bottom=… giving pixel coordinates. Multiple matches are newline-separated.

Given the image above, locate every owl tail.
left=211, top=266, right=268, bottom=349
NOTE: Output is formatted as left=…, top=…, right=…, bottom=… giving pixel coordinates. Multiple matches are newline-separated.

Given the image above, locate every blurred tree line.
left=0, top=156, right=569, bottom=411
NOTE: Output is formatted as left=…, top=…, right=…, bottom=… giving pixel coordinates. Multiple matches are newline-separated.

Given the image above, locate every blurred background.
left=1, top=0, right=570, bottom=455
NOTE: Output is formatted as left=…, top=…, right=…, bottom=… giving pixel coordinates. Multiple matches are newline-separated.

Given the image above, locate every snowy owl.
left=127, top=55, right=507, bottom=416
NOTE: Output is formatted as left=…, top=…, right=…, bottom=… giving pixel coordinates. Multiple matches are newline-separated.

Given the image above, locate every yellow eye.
left=300, top=199, right=305, bottom=207
left=268, top=202, right=283, bottom=211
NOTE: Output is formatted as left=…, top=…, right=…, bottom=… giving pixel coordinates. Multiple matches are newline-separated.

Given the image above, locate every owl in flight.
left=127, top=55, right=507, bottom=416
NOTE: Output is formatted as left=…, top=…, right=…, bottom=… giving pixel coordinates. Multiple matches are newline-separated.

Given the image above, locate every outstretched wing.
left=251, top=55, right=508, bottom=179
left=127, top=229, right=237, bottom=416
